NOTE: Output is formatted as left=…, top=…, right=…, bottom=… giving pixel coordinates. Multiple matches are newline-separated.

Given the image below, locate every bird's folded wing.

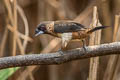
left=54, top=21, right=87, bottom=33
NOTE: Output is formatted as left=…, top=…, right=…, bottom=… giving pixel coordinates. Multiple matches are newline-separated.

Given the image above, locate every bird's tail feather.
left=87, top=26, right=110, bottom=33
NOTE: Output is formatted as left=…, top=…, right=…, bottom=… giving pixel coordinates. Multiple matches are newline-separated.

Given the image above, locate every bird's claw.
left=58, top=49, right=64, bottom=55
left=83, top=46, right=87, bottom=52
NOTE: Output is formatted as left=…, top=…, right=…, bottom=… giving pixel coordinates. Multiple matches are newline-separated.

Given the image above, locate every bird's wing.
left=61, top=32, right=72, bottom=50
left=54, top=21, right=87, bottom=33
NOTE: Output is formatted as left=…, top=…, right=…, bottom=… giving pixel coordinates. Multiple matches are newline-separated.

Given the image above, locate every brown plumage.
left=35, top=21, right=109, bottom=51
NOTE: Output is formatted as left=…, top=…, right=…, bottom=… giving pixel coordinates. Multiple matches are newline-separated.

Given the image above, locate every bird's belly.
left=53, top=32, right=89, bottom=40
left=57, top=33, right=72, bottom=38
left=72, top=32, right=89, bottom=39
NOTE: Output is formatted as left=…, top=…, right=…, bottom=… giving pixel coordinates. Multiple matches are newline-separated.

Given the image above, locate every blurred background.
left=0, top=0, right=120, bottom=80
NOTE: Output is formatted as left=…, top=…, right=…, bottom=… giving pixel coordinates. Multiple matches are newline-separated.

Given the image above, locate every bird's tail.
left=87, top=26, right=110, bottom=33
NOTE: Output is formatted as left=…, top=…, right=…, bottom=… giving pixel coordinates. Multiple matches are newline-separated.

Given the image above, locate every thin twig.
left=12, top=0, right=17, bottom=56
left=4, top=0, right=14, bottom=25
left=0, top=42, right=120, bottom=69
left=17, top=38, right=25, bottom=55
left=0, top=28, right=8, bottom=57
left=103, top=15, right=120, bottom=80
left=88, top=6, right=99, bottom=80
left=7, top=25, right=33, bottom=42
left=17, top=4, right=29, bottom=49
left=112, top=19, right=120, bottom=80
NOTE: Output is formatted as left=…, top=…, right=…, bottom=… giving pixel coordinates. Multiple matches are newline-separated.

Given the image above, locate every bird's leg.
left=58, top=47, right=66, bottom=55
left=78, top=32, right=87, bottom=52
left=58, top=48, right=64, bottom=55
left=57, top=43, right=66, bottom=55
left=58, top=41, right=68, bottom=55
left=58, top=32, right=72, bottom=55
left=82, top=39, right=87, bottom=52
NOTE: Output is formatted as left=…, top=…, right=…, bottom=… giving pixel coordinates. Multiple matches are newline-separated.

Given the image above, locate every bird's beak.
left=35, top=31, right=44, bottom=36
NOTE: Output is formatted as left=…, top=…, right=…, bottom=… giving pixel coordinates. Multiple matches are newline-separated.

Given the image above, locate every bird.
left=35, top=20, right=109, bottom=51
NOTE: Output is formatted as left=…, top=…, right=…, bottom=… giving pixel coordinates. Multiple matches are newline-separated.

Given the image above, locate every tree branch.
left=0, top=42, right=120, bottom=69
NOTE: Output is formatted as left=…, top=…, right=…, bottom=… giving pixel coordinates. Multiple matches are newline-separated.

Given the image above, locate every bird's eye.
left=37, top=24, right=46, bottom=31
left=38, top=27, right=41, bottom=30
left=41, top=26, right=46, bottom=31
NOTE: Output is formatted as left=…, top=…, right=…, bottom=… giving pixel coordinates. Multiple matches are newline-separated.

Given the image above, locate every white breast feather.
left=61, top=32, right=72, bottom=47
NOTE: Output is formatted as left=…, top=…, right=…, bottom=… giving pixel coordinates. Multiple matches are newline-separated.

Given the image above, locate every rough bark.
left=0, top=42, right=120, bottom=69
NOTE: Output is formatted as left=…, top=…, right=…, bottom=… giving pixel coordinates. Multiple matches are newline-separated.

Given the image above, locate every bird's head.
left=35, top=21, right=53, bottom=36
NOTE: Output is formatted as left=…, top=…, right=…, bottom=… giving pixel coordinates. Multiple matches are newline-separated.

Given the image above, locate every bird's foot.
left=81, top=39, right=87, bottom=53
left=83, top=46, right=87, bottom=53
left=58, top=49, right=64, bottom=55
